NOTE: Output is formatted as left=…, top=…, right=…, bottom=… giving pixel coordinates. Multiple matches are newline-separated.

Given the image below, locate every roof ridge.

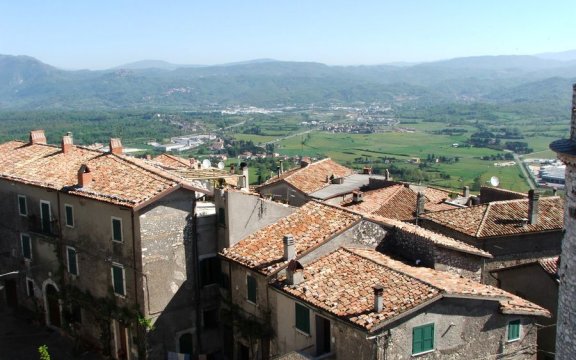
left=378, top=184, right=405, bottom=208
left=475, top=202, right=492, bottom=237
left=310, top=199, right=362, bottom=219
left=110, top=153, right=184, bottom=184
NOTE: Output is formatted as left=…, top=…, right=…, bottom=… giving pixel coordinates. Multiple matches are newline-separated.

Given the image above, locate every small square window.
left=412, top=323, right=435, bottom=355
left=65, top=204, right=74, bottom=228
left=111, top=263, right=126, bottom=296
left=67, top=247, right=78, bottom=276
left=200, top=256, right=220, bottom=287
left=18, top=195, right=28, bottom=216
left=507, top=320, right=521, bottom=342
left=21, top=233, right=32, bottom=260
left=112, top=217, right=123, bottom=242
left=26, top=278, right=35, bottom=297
left=203, top=308, right=219, bottom=329
left=247, top=274, right=257, bottom=304
left=295, top=303, right=310, bottom=334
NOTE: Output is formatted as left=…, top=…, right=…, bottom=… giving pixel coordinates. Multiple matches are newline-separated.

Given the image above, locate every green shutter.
left=247, top=275, right=257, bottom=303
left=508, top=320, right=520, bottom=341
left=65, top=205, right=74, bottom=227
left=295, top=303, right=310, bottom=334
left=21, top=235, right=31, bottom=259
left=67, top=248, right=78, bottom=275
left=412, top=324, right=434, bottom=354
left=18, top=196, right=27, bottom=215
left=112, top=218, right=122, bottom=242
left=112, top=265, right=125, bottom=296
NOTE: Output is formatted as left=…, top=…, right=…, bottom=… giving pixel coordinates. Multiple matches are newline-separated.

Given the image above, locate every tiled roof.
left=275, top=247, right=549, bottom=331
left=153, top=153, right=192, bottom=169
left=422, top=197, right=564, bottom=238
left=539, top=256, right=559, bottom=276
left=259, top=158, right=353, bottom=195
left=368, top=216, right=492, bottom=258
left=341, top=185, right=456, bottom=221
left=220, top=201, right=360, bottom=275
left=0, top=140, right=185, bottom=207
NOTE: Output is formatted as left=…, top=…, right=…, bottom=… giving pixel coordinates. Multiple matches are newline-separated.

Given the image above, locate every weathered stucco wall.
left=257, top=182, right=308, bottom=207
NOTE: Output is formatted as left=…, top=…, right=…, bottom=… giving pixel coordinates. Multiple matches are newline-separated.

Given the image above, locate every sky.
left=1, top=1, right=574, bottom=70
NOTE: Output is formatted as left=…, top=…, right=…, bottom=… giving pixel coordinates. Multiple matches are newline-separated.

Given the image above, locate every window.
left=26, top=278, right=35, bottom=297
left=40, top=200, right=51, bottom=234
left=111, top=217, right=123, bottom=242
left=65, top=204, right=74, bottom=227
left=507, top=320, right=521, bottom=342
left=203, top=308, right=219, bottom=329
left=295, top=303, right=310, bottom=334
left=111, top=263, right=126, bottom=296
left=218, top=208, right=226, bottom=226
left=412, top=323, right=434, bottom=355
left=200, top=256, right=220, bottom=287
left=247, top=274, right=257, bottom=303
left=18, top=195, right=28, bottom=216
left=67, top=246, right=78, bottom=276
left=21, top=233, right=32, bottom=260
left=220, top=272, right=230, bottom=289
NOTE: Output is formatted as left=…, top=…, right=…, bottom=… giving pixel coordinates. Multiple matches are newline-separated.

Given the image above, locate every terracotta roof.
left=0, top=140, right=186, bottom=207
left=220, top=201, right=360, bottom=275
left=259, top=158, right=353, bottom=195
left=153, top=153, right=192, bottom=169
left=274, top=247, right=548, bottom=331
left=422, top=197, right=564, bottom=238
left=539, top=256, right=559, bottom=276
left=368, top=216, right=492, bottom=258
left=341, top=185, right=457, bottom=221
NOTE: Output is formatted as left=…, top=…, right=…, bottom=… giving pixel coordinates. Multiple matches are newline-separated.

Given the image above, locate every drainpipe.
left=191, top=197, right=202, bottom=357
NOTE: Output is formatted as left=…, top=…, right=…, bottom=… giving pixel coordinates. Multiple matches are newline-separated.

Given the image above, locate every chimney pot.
left=463, top=186, right=470, bottom=198
left=77, top=164, right=92, bottom=188
left=29, top=130, right=47, bottom=145
left=109, top=138, right=123, bottom=155
left=283, top=234, right=295, bottom=261
left=416, top=192, right=426, bottom=217
left=528, top=189, right=540, bottom=225
left=61, top=135, right=74, bottom=154
left=373, top=285, right=384, bottom=312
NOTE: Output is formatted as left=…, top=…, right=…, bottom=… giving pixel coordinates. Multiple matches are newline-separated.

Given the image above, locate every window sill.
left=294, top=327, right=311, bottom=337
left=246, top=299, right=258, bottom=307
left=506, top=338, right=520, bottom=343
left=412, top=349, right=435, bottom=357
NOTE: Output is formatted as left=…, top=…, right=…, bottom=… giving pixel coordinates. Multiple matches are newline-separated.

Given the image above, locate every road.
left=263, top=129, right=316, bottom=145
left=513, top=153, right=536, bottom=189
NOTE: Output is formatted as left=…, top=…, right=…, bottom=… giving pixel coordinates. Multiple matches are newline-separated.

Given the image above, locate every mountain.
left=535, top=49, right=576, bottom=62
left=0, top=53, right=575, bottom=110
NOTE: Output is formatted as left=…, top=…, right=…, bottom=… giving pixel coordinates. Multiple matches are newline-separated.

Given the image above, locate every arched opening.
left=45, top=284, right=61, bottom=327
left=179, top=333, right=193, bottom=356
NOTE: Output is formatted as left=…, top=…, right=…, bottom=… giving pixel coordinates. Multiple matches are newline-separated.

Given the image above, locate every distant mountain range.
left=1, top=51, right=575, bottom=110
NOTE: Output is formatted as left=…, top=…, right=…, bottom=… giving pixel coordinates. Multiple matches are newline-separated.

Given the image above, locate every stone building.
left=549, top=83, right=576, bottom=360
left=0, top=130, right=238, bottom=359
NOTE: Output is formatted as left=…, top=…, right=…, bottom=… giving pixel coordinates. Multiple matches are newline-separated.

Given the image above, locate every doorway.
left=45, top=284, right=61, bottom=327
left=4, top=279, right=18, bottom=308
left=315, top=315, right=331, bottom=356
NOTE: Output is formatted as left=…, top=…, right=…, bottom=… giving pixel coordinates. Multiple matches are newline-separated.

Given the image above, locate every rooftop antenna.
left=489, top=176, right=500, bottom=187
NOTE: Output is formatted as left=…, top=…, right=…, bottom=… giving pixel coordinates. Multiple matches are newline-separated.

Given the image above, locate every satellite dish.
left=201, top=159, right=211, bottom=169
left=217, top=161, right=225, bottom=170
left=490, top=176, right=500, bottom=187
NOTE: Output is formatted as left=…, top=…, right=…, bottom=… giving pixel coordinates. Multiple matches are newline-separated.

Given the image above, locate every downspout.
left=191, top=196, right=202, bottom=356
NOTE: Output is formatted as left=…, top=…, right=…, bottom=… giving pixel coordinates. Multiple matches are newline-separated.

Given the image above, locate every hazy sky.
left=1, top=1, right=574, bottom=69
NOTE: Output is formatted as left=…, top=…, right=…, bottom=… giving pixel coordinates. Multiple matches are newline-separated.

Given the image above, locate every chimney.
left=385, top=169, right=391, bottom=181
left=77, top=164, right=92, bottom=188
left=300, top=157, right=311, bottom=168
left=277, top=165, right=281, bottom=178
left=109, top=138, right=123, bottom=155
left=189, top=158, right=195, bottom=168
left=240, top=162, right=249, bottom=191
left=352, top=190, right=363, bottom=203
left=463, top=186, right=470, bottom=198
left=363, top=166, right=372, bottom=175
left=373, top=285, right=384, bottom=312
left=286, top=260, right=304, bottom=286
left=61, top=135, right=73, bottom=154
left=283, top=234, right=295, bottom=261
left=230, top=164, right=236, bottom=175
left=528, top=189, right=540, bottom=225
left=145, top=154, right=152, bottom=160
left=29, top=130, right=47, bottom=145
left=416, top=192, right=426, bottom=218
left=279, top=160, right=284, bottom=174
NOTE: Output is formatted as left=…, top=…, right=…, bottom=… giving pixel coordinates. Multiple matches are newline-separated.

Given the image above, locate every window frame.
left=26, top=277, right=35, bottom=297
left=40, top=200, right=52, bottom=234
left=21, top=233, right=32, bottom=260
left=18, top=195, right=28, bottom=216
left=64, top=204, right=74, bottom=228
left=295, top=302, right=310, bottom=335
left=111, top=217, right=123, bottom=243
left=67, top=246, right=79, bottom=276
left=199, top=255, right=220, bottom=287
left=246, top=273, right=257, bottom=304
left=111, top=263, right=126, bottom=297
left=507, top=319, right=521, bottom=342
left=412, top=323, right=435, bottom=355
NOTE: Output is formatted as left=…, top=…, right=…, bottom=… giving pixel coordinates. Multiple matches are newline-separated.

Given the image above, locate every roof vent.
left=352, top=191, right=364, bottom=203
left=61, top=135, right=73, bottom=154
left=373, top=285, right=384, bottom=312
left=109, top=138, right=123, bottom=155
left=528, top=189, right=540, bottom=225
left=331, top=176, right=344, bottom=184
left=283, top=234, right=295, bottom=261
left=29, top=130, right=47, bottom=145
left=77, top=164, right=92, bottom=188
